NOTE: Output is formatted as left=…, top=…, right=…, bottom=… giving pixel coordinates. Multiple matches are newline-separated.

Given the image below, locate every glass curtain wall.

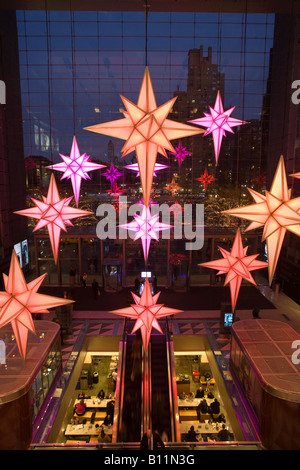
left=17, top=10, right=274, bottom=285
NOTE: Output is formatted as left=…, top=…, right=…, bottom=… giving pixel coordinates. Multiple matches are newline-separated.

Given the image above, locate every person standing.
left=140, top=429, right=165, bottom=450
left=81, top=272, right=87, bottom=288
left=92, top=279, right=99, bottom=300
left=70, top=265, right=76, bottom=286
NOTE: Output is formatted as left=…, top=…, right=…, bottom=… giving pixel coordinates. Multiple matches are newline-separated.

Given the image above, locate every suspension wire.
left=70, top=6, right=76, bottom=138
left=45, top=3, right=53, bottom=162
left=144, top=3, right=150, bottom=66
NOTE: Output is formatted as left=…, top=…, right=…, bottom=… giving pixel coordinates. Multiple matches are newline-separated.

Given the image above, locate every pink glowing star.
left=196, top=168, right=215, bottom=192
left=0, top=250, right=73, bottom=360
left=199, top=229, right=268, bottom=312
left=15, top=174, right=92, bottom=263
left=119, top=205, right=172, bottom=261
left=170, top=200, right=183, bottom=221
left=125, top=162, right=168, bottom=177
left=110, top=278, right=182, bottom=350
left=47, top=136, right=106, bottom=206
left=102, top=164, right=123, bottom=188
left=170, top=141, right=191, bottom=167
left=224, top=156, right=300, bottom=285
left=189, top=91, right=246, bottom=165
left=84, top=67, right=203, bottom=207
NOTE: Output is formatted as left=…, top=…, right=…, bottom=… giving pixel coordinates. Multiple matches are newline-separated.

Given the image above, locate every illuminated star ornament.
left=124, top=162, right=168, bottom=177
left=119, top=205, right=171, bottom=262
left=170, top=141, right=191, bottom=167
left=107, top=182, right=124, bottom=197
left=102, top=164, right=123, bottom=189
left=165, top=177, right=182, bottom=196
left=110, top=278, right=182, bottom=350
left=200, top=229, right=268, bottom=312
left=196, top=168, right=215, bottom=192
left=0, top=250, right=73, bottom=360
left=189, top=91, right=245, bottom=165
left=15, top=174, right=92, bottom=263
left=224, top=156, right=300, bottom=285
left=252, top=173, right=266, bottom=189
left=47, top=136, right=106, bottom=206
left=84, top=66, right=203, bottom=206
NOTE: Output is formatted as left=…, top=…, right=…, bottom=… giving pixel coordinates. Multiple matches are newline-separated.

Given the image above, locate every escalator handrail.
left=166, top=318, right=181, bottom=442
left=114, top=318, right=128, bottom=441
left=141, top=342, right=152, bottom=436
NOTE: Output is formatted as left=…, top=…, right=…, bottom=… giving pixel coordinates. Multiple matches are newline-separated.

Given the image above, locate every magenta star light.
left=47, top=136, right=106, bottom=206
left=103, top=164, right=123, bottom=188
left=170, top=141, right=191, bottom=167
left=119, top=205, right=172, bottom=262
left=189, top=91, right=246, bottom=165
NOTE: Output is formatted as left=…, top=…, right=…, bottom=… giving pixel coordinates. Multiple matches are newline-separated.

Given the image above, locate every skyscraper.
left=170, top=46, right=226, bottom=190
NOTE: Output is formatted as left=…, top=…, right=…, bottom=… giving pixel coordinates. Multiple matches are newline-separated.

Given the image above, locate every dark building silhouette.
left=0, top=11, right=27, bottom=284
left=170, top=46, right=227, bottom=192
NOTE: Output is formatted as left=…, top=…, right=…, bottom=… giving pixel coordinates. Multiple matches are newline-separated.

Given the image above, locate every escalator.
left=116, top=319, right=178, bottom=444
left=118, top=326, right=142, bottom=442
left=150, top=333, right=172, bottom=441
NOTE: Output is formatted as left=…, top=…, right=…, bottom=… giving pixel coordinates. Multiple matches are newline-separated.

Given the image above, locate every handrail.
left=112, top=318, right=127, bottom=442
left=30, top=440, right=262, bottom=450
left=142, top=342, right=152, bottom=436
left=165, top=320, right=175, bottom=442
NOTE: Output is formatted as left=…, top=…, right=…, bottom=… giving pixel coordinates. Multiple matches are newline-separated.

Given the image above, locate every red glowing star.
left=189, top=91, right=245, bottom=165
left=110, top=278, right=182, bottom=350
left=84, top=67, right=203, bottom=207
left=196, top=168, right=215, bottom=192
left=0, top=250, right=73, bottom=360
left=224, top=156, right=300, bottom=285
left=107, top=182, right=124, bottom=197
left=199, top=229, right=268, bottom=312
left=252, top=173, right=266, bottom=188
left=15, top=174, right=92, bottom=263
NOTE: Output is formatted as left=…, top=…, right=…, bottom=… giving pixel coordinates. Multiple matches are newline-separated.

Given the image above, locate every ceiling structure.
left=0, top=0, right=298, bottom=13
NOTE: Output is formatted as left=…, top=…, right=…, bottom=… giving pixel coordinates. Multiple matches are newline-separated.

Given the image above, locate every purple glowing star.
left=103, top=164, right=123, bottom=188
left=189, top=91, right=246, bottom=165
left=47, top=136, right=106, bottom=206
left=119, top=205, right=172, bottom=262
left=125, top=162, right=168, bottom=177
left=170, top=141, right=191, bottom=168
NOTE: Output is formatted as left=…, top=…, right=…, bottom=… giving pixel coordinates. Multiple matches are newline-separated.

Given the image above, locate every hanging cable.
left=144, top=3, right=150, bottom=66
left=45, top=4, right=53, bottom=162
left=70, top=7, right=76, bottom=138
